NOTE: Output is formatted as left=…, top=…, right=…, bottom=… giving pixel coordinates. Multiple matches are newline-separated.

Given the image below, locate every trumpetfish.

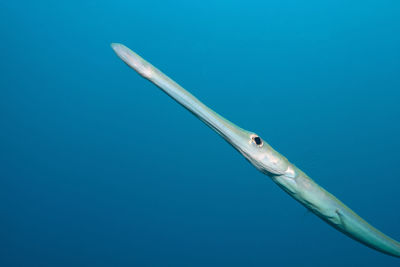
left=111, top=43, right=400, bottom=258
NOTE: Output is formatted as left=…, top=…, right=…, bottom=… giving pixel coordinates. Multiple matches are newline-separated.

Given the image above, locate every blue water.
left=1, top=1, right=400, bottom=266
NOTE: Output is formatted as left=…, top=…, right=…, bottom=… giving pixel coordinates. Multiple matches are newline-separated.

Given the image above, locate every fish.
left=111, top=43, right=400, bottom=258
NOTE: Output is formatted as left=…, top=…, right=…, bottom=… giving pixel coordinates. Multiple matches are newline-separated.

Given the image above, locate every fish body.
left=111, top=43, right=400, bottom=258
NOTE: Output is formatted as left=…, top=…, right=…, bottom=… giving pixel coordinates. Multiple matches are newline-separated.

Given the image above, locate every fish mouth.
left=111, top=43, right=155, bottom=79
left=111, top=42, right=252, bottom=157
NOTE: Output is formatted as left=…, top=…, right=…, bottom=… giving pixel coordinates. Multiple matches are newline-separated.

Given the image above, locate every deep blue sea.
left=1, top=1, right=400, bottom=266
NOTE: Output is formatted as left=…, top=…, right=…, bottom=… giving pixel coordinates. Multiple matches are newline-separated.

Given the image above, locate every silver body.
left=111, top=43, right=400, bottom=258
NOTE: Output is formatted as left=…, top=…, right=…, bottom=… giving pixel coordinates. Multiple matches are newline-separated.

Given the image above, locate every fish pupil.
left=253, top=136, right=262, bottom=145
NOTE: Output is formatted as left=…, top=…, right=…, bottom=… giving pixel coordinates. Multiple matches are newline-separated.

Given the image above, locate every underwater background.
left=1, top=1, right=400, bottom=266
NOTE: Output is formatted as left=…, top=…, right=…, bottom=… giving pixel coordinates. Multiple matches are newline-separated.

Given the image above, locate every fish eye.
left=252, top=135, right=263, bottom=147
